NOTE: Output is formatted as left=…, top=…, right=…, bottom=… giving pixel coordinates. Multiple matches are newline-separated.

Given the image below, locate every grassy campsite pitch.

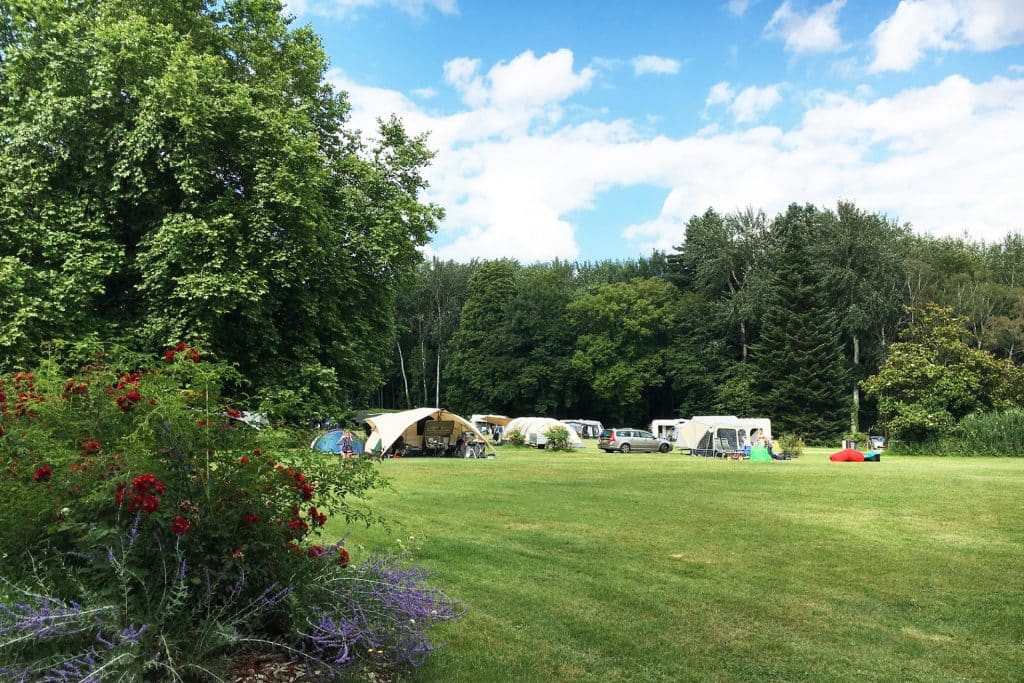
left=329, top=446, right=1024, bottom=682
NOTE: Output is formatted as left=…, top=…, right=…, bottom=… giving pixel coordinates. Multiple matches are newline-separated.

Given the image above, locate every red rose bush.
left=0, top=347, right=459, bottom=680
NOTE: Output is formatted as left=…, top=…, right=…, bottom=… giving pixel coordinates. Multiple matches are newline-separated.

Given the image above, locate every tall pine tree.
left=444, top=260, right=522, bottom=414
left=752, top=204, right=849, bottom=441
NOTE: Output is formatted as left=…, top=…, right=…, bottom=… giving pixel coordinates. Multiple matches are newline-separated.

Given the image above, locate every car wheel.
left=659, top=443, right=670, bottom=453
left=619, top=443, right=631, bottom=453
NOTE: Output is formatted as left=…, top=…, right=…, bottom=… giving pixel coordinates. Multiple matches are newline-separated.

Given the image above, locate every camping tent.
left=364, top=408, right=491, bottom=457
left=676, top=418, right=743, bottom=453
left=311, top=429, right=365, bottom=455
left=676, top=416, right=772, bottom=455
left=748, top=445, right=772, bottom=462
left=505, top=417, right=585, bottom=448
left=470, top=414, right=511, bottom=429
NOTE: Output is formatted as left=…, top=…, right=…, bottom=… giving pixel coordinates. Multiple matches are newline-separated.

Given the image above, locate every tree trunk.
left=728, top=275, right=748, bottom=362
left=851, top=334, right=860, bottom=433
left=396, top=339, right=411, bottom=408
left=435, top=299, right=443, bottom=409
left=421, top=340, right=428, bottom=405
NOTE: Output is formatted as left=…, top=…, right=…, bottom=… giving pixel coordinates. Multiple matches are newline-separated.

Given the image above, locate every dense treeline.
left=381, top=203, right=1024, bottom=442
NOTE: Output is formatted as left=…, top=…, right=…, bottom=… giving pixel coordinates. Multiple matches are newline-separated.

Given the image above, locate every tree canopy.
left=0, top=0, right=440, bottom=417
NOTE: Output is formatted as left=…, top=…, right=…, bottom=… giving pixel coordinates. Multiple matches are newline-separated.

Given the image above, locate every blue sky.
left=287, top=0, right=1024, bottom=262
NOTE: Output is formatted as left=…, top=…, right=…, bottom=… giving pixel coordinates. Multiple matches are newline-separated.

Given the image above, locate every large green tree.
left=816, top=202, right=910, bottom=432
left=0, top=0, right=439, bottom=415
left=568, top=277, right=681, bottom=424
left=862, top=303, right=1024, bottom=442
left=751, top=204, right=849, bottom=440
left=444, top=260, right=522, bottom=415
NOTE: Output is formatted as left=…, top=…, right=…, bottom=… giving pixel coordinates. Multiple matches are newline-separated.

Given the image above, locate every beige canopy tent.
left=363, top=408, right=491, bottom=457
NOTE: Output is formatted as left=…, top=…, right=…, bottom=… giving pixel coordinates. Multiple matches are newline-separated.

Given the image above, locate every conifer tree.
left=752, top=204, right=849, bottom=440
left=444, top=260, right=522, bottom=414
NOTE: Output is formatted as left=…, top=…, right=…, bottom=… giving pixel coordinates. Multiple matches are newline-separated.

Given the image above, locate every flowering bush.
left=0, top=347, right=459, bottom=679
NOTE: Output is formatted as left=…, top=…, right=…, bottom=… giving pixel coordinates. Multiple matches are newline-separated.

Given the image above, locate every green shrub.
left=543, top=425, right=572, bottom=451
left=887, top=410, right=1024, bottom=456
left=0, top=346, right=459, bottom=679
left=505, top=428, right=525, bottom=446
left=949, top=410, right=1024, bottom=456
left=842, top=431, right=869, bottom=447
left=777, top=433, right=805, bottom=458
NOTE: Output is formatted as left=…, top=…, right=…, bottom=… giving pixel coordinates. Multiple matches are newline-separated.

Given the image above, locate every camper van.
left=649, top=418, right=688, bottom=441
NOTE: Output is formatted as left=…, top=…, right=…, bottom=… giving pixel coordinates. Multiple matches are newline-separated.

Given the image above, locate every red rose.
left=309, top=507, right=327, bottom=526
left=336, top=547, right=350, bottom=568
left=33, top=465, right=52, bottom=482
left=163, top=350, right=176, bottom=362
left=227, top=408, right=241, bottom=419
left=114, top=482, right=126, bottom=506
left=243, top=513, right=260, bottom=524
left=171, top=515, right=190, bottom=535
left=307, top=545, right=325, bottom=559
left=238, top=455, right=250, bottom=465
left=175, top=342, right=187, bottom=352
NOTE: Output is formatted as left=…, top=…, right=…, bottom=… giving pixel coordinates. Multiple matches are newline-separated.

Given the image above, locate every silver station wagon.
left=598, top=428, right=673, bottom=453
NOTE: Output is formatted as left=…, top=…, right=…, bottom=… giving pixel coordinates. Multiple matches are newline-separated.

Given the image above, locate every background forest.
left=382, top=203, right=1024, bottom=442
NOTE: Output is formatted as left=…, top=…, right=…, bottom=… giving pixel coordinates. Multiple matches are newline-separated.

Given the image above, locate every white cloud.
left=729, top=84, right=784, bottom=122
left=284, top=0, right=457, bottom=19
left=487, top=49, right=596, bottom=108
left=333, top=56, right=1024, bottom=263
left=706, top=81, right=736, bottom=107
left=764, top=0, right=846, bottom=53
left=1011, top=65, right=1024, bottom=73
left=411, top=87, right=438, bottom=99
left=631, top=55, right=682, bottom=76
left=443, top=50, right=595, bottom=110
left=727, top=0, right=753, bottom=17
left=870, top=0, right=1024, bottom=73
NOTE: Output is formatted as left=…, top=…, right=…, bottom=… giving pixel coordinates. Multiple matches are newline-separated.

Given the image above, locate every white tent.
left=505, top=417, right=585, bottom=448
left=562, top=419, right=604, bottom=439
left=364, top=408, right=490, bottom=457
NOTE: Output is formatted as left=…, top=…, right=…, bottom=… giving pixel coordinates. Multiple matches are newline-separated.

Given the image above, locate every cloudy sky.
left=287, top=0, right=1024, bottom=262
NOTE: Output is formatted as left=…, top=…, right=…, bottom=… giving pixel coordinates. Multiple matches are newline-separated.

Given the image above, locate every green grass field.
left=331, top=446, right=1024, bottom=682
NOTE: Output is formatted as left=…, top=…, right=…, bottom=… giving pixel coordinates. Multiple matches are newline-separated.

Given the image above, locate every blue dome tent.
left=310, top=429, right=364, bottom=455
